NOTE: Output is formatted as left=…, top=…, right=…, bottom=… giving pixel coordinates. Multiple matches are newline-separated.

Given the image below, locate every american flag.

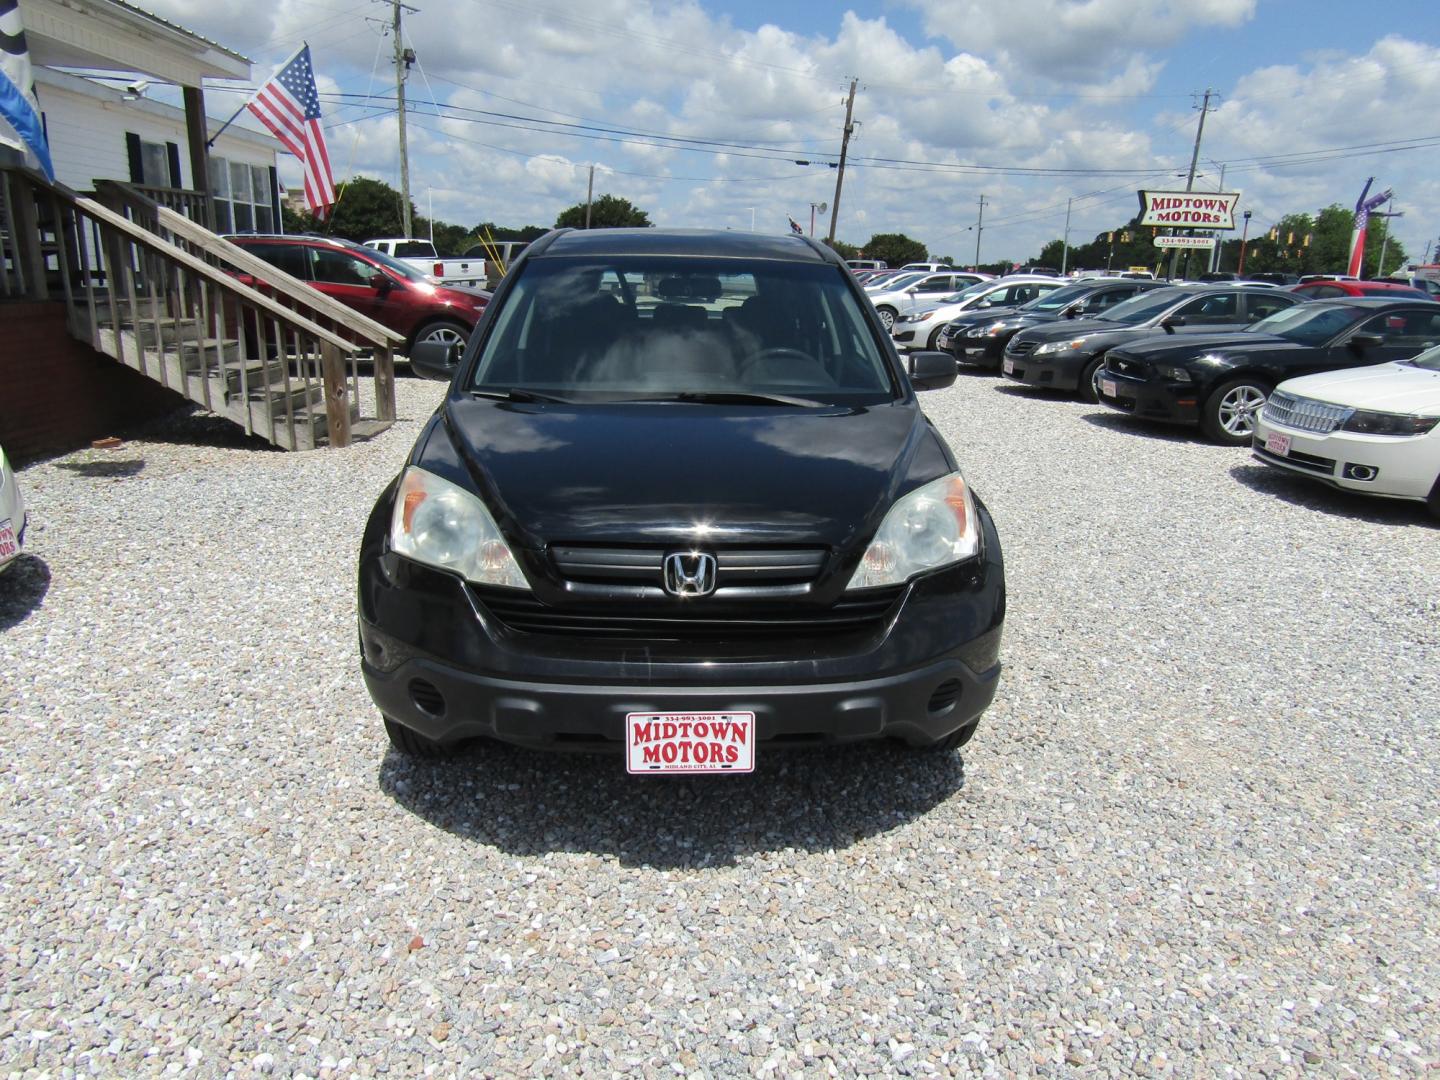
left=246, top=44, right=335, bottom=215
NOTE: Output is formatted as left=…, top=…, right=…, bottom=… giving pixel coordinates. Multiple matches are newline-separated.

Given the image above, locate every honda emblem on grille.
left=663, top=552, right=717, bottom=597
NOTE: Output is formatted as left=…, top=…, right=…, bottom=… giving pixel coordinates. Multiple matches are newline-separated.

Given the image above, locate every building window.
left=211, top=157, right=275, bottom=235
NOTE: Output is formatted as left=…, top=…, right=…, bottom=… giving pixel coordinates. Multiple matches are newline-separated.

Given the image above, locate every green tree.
left=555, top=194, right=652, bottom=229
left=823, top=237, right=860, bottom=261
left=475, top=221, right=549, bottom=243
left=1037, top=240, right=1066, bottom=268
left=311, top=177, right=417, bottom=243
left=862, top=233, right=927, bottom=267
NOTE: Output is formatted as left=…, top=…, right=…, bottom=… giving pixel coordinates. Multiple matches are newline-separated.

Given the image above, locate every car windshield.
left=468, top=256, right=896, bottom=405
left=1096, top=288, right=1190, bottom=325
left=937, top=281, right=996, bottom=305
left=355, top=245, right=430, bottom=283
left=1247, top=304, right=1359, bottom=345
left=1404, top=343, right=1440, bottom=371
left=1022, top=282, right=1100, bottom=312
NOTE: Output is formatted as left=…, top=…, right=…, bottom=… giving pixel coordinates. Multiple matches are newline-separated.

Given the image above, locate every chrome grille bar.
left=1262, top=391, right=1354, bottom=434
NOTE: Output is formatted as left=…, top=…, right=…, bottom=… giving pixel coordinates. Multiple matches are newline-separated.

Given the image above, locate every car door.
left=308, top=247, right=398, bottom=327
left=1311, top=308, right=1440, bottom=378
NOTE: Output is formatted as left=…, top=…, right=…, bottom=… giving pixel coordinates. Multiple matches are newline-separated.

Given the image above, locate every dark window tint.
left=390, top=241, right=436, bottom=258
left=242, top=242, right=309, bottom=279
left=1176, top=292, right=1239, bottom=324
left=1245, top=293, right=1296, bottom=321
left=1356, top=310, right=1440, bottom=350
left=311, top=249, right=382, bottom=287
left=1081, top=286, right=1138, bottom=312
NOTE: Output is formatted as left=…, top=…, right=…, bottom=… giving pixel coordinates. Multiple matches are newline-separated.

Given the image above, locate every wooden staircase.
left=1, top=168, right=402, bottom=451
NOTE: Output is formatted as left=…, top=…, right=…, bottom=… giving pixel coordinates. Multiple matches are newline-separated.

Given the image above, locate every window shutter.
left=268, top=166, right=280, bottom=222
left=125, top=132, right=143, bottom=183
left=166, top=142, right=182, bottom=188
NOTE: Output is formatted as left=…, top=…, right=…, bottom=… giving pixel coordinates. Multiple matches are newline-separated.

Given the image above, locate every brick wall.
left=0, top=301, right=185, bottom=463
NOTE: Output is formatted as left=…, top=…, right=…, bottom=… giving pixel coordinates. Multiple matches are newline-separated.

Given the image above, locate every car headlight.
left=984, top=322, right=1011, bottom=336
left=1155, top=365, right=1192, bottom=382
left=846, top=474, right=980, bottom=591
left=1033, top=337, right=1088, bottom=356
left=390, top=466, right=530, bottom=589
left=1339, top=410, right=1440, bottom=437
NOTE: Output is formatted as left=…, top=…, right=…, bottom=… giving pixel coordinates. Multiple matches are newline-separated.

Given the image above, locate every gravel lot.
left=2, top=370, right=1438, bottom=1077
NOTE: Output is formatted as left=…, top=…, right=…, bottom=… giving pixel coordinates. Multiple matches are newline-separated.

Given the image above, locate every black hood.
left=419, top=396, right=953, bottom=553
left=1112, top=330, right=1295, bottom=361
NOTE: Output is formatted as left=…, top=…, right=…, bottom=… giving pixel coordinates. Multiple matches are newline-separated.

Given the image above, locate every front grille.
left=473, top=585, right=905, bottom=641
left=1106, top=354, right=1147, bottom=378
left=550, top=545, right=827, bottom=591
left=1007, top=340, right=1036, bottom=357
left=1262, top=391, right=1353, bottom=434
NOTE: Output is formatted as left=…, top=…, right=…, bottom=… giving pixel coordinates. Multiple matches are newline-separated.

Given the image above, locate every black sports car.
left=1096, top=298, right=1440, bottom=444
left=1002, top=285, right=1300, bottom=403
left=941, top=278, right=1168, bottom=370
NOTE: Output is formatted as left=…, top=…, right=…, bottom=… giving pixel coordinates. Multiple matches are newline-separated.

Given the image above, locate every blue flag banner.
left=0, top=0, right=54, bottom=180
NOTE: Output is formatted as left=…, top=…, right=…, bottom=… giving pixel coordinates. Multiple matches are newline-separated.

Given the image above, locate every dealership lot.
left=1, top=375, right=1436, bottom=1075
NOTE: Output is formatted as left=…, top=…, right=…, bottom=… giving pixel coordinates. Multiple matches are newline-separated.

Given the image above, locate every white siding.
left=34, top=70, right=277, bottom=193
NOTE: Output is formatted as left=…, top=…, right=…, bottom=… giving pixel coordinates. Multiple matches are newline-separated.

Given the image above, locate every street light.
left=809, top=201, right=828, bottom=237
left=745, top=207, right=756, bottom=233
left=1237, top=210, right=1253, bottom=275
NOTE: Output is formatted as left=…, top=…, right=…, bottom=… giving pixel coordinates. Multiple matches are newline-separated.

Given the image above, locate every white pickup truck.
left=363, top=238, right=489, bottom=288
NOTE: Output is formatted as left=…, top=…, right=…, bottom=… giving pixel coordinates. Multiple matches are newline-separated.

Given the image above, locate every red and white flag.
left=245, top=44, right=335, bottom=215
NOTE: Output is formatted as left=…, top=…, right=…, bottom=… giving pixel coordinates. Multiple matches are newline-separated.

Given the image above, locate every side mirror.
left=1348, top=332, right=1384, bottom=351
left=375, top=273, right=395, bottom=296
left=908, top=350, right=957, bottom=391
left=410, top=339, right=463, bottom=380
left=1160, top=315, right=1186, bottom=334
left=1063, top=303, right=1083, bottom=319
left=905, top=286, right=919, bottom=295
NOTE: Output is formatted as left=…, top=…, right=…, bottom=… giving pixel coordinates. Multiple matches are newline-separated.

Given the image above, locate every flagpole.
left=208, top=42, right=310, bottom=148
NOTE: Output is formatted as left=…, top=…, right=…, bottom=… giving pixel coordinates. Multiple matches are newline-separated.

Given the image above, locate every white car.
left=0, top=445, right=27, bottom=573
left=866, top=271, right=991, bottom=331
left=891, top=276, right=1066, bottom=352
left=1252, top=346, right=1440, bottom=517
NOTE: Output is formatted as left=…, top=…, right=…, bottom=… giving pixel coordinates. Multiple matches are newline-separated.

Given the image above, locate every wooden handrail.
left=155, top=206, right=405, bottom=348
left=73, top=195, right=360, bottom=354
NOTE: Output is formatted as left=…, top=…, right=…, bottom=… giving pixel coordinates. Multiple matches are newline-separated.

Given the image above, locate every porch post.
left=182, top=85, right=214, bottom=229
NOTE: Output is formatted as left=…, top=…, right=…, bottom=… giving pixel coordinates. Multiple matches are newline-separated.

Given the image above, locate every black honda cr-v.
left=358, top=228, right=1005, bottom=773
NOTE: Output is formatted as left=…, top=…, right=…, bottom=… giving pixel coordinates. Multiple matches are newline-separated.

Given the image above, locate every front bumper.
left=1096, top=371, right=1201, bottom=426
left=1251, top=417, right=1440, bottom=501
left=1001, top=351, right=1092, bottom=390
left=359, top=501, right=1005, bottom=752
left=952, top=334, right=1003, bottom=369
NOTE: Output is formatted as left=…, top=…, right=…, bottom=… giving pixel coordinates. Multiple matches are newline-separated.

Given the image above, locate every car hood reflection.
left=443, top=397, right=927, bottom=548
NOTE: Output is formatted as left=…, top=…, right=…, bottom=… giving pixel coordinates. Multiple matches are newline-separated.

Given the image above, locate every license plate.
left=1100, top=378, right=1118, bottom=398
left=0, top=519, right=16, bottom=563
left=1002, top=358, right=1015, bottom=375
left=626, top=712, right=755, bottom=774
left=1265, top=432, right=1291, bottom=457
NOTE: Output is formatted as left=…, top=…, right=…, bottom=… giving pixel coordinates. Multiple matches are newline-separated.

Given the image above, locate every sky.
left=131, top=0, right=1438, bottom=265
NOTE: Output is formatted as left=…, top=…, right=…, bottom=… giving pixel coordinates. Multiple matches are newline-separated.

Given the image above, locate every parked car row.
left=927, top=277, right=1440, bottom=516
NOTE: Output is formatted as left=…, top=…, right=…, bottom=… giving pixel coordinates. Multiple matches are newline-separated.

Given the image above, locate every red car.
left=228, top=234, right=490, bottom=353
left=1289, top=279, right=1435, bottom=302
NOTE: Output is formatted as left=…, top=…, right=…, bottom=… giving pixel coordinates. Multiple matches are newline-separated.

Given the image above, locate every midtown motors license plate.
left=0, top=519, right=16, bottom=564
left=626, top=712, right=755, bottom=775
left=1100, top=378, right=1118, bottom=398
left=1002, top=358, right=1016, bottom=375
left=1265, top=432, right=1291, bottom=457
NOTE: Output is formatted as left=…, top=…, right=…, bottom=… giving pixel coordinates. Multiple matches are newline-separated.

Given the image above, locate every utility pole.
left=1209, top=161, right=1227, bottom=272
left=1170, top=86, right=1214, bottom=280
left=584, top=164, right=594, bottom=229
left=390, top=0, right=418, bottom=238
left=826, top=78, right=857, bottom=245
left=974, top=194, right=986, bottom=268
left=1061, top=197, right=1072, bottom=275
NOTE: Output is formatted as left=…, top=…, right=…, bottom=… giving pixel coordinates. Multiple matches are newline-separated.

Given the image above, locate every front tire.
left=1079, top=355, right=1106, bottom=404
left=1202, top=377, right=1269, bottom=446
left=875, top=306, right=897, bottom=332
left=384, top=716, right=464, bottom=759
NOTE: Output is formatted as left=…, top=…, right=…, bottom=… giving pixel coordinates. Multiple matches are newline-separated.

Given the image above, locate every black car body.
left=359, top=229, right=1005, bottom=766
left=1097, top=299, right=1440, bottom=444
left=941, top=278, right=1168, bottom=370
left=1002, top=286, right=1301, bottom=402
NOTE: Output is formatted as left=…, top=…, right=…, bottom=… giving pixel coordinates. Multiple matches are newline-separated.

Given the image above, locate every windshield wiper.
left=469, top=388, right=574, bottom=403
left=664, top=390, right=825, bottom=407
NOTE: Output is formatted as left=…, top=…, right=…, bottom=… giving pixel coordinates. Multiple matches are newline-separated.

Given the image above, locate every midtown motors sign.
left=1137, top=190, right=1242, bottom=229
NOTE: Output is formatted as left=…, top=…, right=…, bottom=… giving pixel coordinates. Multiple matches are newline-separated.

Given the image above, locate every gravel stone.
left=0, top=371, right=1437, bottom=1076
